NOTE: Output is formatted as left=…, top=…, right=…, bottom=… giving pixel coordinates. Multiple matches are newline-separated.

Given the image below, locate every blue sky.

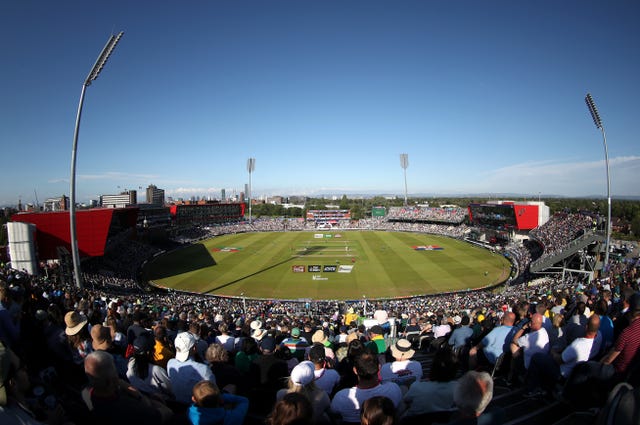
left=1, top=1, right=639, bottom=206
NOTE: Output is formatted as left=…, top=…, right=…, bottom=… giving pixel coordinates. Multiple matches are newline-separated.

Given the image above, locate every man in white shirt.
left=510, top=313, right=549, bottom=370
left=330, top=352, right=402, bottom=423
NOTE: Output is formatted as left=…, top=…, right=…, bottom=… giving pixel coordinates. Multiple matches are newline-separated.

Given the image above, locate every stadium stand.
left=0, top=215, right=638, bottom=425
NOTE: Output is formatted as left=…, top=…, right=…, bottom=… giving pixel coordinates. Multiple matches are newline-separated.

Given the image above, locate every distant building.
left=221, top=188, right=226, bottom=201
left=43, top=195, right=69, bottom=212
left=146, top=184, right=165, bottom=206
left=101, top=190, right=137, bottom=208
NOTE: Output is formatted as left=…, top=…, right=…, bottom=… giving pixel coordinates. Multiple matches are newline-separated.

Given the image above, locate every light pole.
left=362, top=295, right=367, bottom=316
left=400, top=154, right=409, bottom=206
left=247, top=158, right=255, bottom=224
left=585, top=93, right=611, bottom=270
left=69, top=32, right=124, bottom=289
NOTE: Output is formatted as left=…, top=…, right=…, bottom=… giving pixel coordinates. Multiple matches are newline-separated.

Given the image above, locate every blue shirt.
left=481, top=325, right=514, bottom=364
left=168, top=357, right=216, bottom=404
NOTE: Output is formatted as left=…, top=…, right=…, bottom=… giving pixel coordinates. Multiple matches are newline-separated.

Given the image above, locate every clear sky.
left=1, top=1, right=639, bottom=206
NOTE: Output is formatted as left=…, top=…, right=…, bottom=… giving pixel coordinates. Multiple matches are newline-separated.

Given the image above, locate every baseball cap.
left=290, top=361, right=315, bottom=386
left=291, top=327, right=301, bottom=337
left=260, top=336, right=276, bottom=352
left=174, top=332, right=196, bottom=362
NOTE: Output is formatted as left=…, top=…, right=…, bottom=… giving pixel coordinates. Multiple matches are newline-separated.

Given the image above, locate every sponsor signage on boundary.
left=412, top=245, right=444, bottom=251
left=308, top=265, right=322, bottom=272
left=324, top=234, right=332, bottom=238
left=212, top=247, right=241, bottom=252
left=292, top=265, right=305, bottom=273
left=322, top=265, right=337, bottom=272
left=338, top=265, right=354, bottom=273
left=314, top=234, right=323, bottom=238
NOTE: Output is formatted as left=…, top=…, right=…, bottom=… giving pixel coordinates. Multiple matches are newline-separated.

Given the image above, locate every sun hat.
left=390, top=339, right=415, bottom=360
left=250, top=320, right=263, bottom=331
left=64, top=311, right=88, bottom=336
left=252, top=328, right=267, bottom=340
left=312, top=330, right=328, bottom=344
left=290, top=361, right=315, bottom=386
left=90, top=324, right=112, bottom=351
left=453, top=315, right=462, bottom=325
left=174, top=332, right=196, bottom=362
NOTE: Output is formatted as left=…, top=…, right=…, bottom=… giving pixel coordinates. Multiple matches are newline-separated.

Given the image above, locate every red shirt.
left=613, top=316, right=640, bottom=374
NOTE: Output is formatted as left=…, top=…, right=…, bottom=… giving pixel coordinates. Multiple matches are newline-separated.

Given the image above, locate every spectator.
left=82, top=350, right=173, bottom=425
left=276, top=361, right=331, bottom=424
left=214, top=323, right=236, bottom=355
left=0, top=283, right=20, bottom=349
left=446, top=371, right=504, bottom=425
left=127, top=332, right=174, bottom=401
left=167, top=332, right=216, bottom=405
left=525, top=314, right=601, bottom=398
left=361, top=396, right=397, bottom=425
left=205, top=343, right=242, bottom=395
left=188, top=380, right=248, bottom=425
left=308, top=344, right=340, bottom=397
left=152, top=325, right=174, bottom=370
left=448, top=315, right=473, bottom=350
left=510, top=313, right=550, bottom=370
left=380, top=339, right=422, bottom=389
left=468, top=312, right=515, bottom=371
left=266, top=392, right=313, bottom=425
left=280, top=327, right=309, bottom=361
left=248, top=336, right=289, bottom=414
left=402, top=347, right=458, bottom=417
left=64, top=310, right=92, bottom=365
left=330, top=352, right=402, bottom=424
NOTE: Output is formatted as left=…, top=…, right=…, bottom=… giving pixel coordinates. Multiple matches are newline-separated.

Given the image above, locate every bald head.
left=530, top=313, right=543, bottom=331
left=502, top=312, right=516, bottom=326
left=586, top=314, right=600, bottom=337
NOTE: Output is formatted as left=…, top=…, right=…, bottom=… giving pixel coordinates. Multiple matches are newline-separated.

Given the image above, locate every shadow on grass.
left=144, top=244, right=217, bottom=280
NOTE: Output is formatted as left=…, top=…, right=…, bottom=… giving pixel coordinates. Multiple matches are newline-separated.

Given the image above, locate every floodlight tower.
left=400, top=154, right=409, bottom=206
left=585, top=93, right=611, bottom=270
left=69, top=32, right=124, bottom=289
left=247, top=158, right=255, bottom=224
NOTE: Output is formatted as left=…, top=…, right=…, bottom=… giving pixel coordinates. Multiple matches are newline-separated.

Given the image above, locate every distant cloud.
left=477, top=156, right=640, bottom=196
left=78, top=171, right=160, bottom=181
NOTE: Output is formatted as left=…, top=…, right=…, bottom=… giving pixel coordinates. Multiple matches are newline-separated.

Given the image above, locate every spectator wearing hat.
left=188, top=380, right=248, bottom=425
left=281, top=327, right=309, bottom=361
left=330, top=352, right=402, bottom=424
left=365, top=325, right=387, bottom=357
left=308, top=343, right=340, bottom=396
left=64, top=310, right=92, bottom=365
left=311, top=330, right=335, bottom=363
left=380, top=339, right=422, bottom=389
left=448, top=315, right=473, bottom=350
left=167, top=331, right=216, bottom=405
left=127, top=332, right=174, bottom=401
left=276, top=361, right=331, bottom=424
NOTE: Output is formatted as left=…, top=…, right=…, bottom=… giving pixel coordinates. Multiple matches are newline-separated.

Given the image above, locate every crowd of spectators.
left=1, top=209, right=638, bottom=425
left=529, top=213, right=597, bottom=263
left=386, top=207, right=467, bottom=224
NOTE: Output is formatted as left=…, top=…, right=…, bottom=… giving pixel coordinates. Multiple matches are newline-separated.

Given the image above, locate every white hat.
left=174, top=332, right=196, bottom=362
left=453, top=315, right=462, bottom=325
left=390, top=339, right=415, bottom=360
left=290, top=361, right=315, bottom=386
left=250, top=320, right=263, bottom=330
left=252, top=328, right=267, bottom=340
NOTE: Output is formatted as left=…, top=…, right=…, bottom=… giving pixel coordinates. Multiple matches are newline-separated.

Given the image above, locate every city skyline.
left=2, top=1, right=639, bottom=207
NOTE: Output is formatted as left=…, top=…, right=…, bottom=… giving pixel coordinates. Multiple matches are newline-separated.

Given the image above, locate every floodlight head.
left=400, top=153, right=409, bottom=170
left=585, top=93, right=602, bottom=129
left=85, top=31, right=124, bottom=86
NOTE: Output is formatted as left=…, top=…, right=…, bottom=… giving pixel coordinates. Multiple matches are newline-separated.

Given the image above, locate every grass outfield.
left=142, top=231, right=511, bottom=300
